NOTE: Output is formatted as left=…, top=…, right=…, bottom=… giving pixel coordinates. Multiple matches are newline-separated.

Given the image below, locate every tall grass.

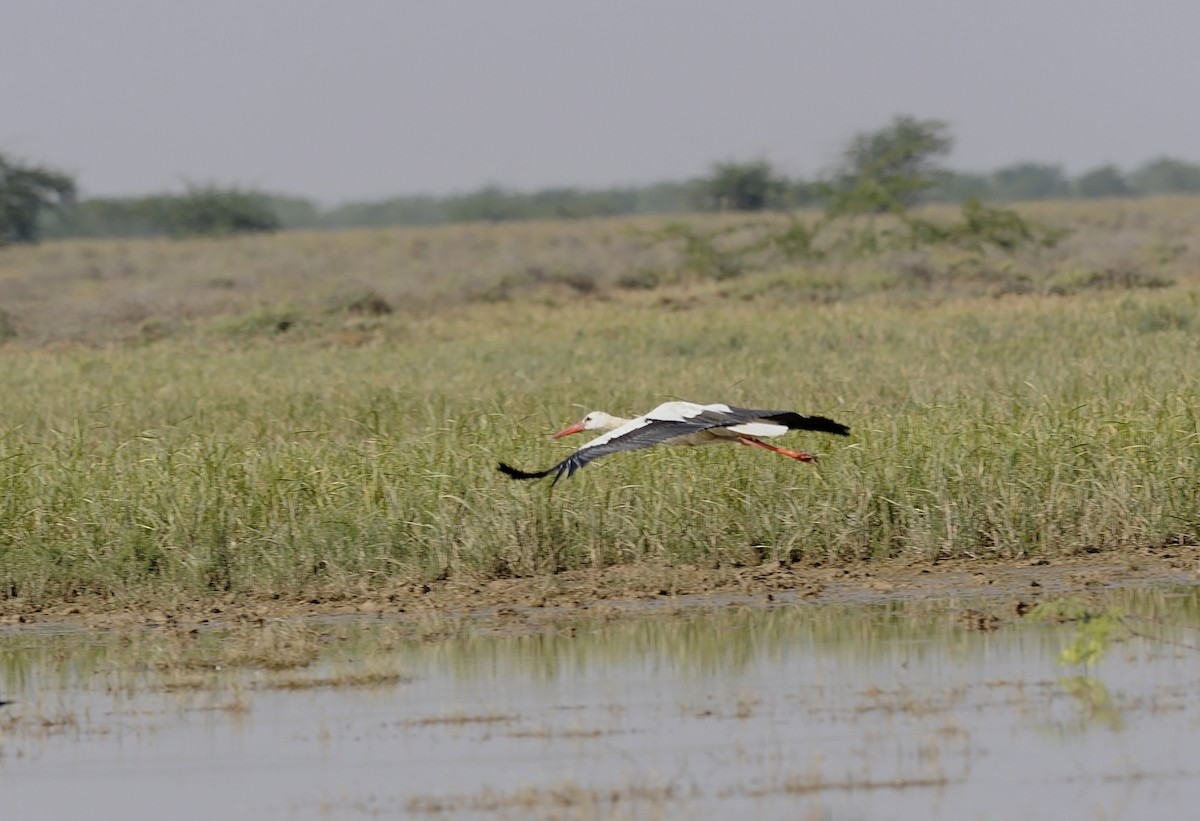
left=0, top=285, right=1196, bottom=607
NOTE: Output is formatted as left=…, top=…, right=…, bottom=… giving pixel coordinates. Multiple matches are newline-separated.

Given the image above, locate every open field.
left=0, top=198, right=1197, bottom=616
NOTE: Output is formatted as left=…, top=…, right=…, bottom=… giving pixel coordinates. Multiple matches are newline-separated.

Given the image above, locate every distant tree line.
left=0, top=154, right=75, bottom=247
left=254, top=152, right=1200, bottom=227
left=927, top=157, right=1200, bottom=203
left=5, top=117, right=1200, bottom=246
left=289, top=181, right=697, bottom=229
left=259, top=152, right=1200, bottom=230
left=38, top=183, right=280, bottom=240
left=27, top=178, right=696, bottom=240
left=697, top=119, right=1200, bottom=213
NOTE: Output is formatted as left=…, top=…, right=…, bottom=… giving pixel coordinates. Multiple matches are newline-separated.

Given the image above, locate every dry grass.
left=0, top=215, right=692, bottom=346
left=0, top=197, right=1196, bottom=347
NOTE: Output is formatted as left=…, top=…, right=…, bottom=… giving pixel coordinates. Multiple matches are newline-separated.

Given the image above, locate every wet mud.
left=3, top=542, right=1197, bottom=634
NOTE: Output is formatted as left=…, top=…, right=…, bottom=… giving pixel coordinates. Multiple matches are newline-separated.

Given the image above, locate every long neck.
left=597, top=415, right=632, bottom=432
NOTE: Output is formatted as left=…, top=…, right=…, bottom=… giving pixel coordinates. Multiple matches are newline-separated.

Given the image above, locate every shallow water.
left=4, top=589, right=1200, bottom=820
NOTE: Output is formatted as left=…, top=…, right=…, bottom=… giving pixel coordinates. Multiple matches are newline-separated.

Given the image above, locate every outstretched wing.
left=499, top=417, right=705, bottom=485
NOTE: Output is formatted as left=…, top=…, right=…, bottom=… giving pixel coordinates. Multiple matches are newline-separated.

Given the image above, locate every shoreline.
left=5, top=544, right=1196, bottom=634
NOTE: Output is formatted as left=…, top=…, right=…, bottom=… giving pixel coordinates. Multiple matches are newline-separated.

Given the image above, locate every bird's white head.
left=553, top=411, right=623, bottom=439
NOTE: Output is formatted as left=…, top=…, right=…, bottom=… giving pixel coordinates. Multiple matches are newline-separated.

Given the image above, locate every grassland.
left=0, top=198, right=1197, bottom=614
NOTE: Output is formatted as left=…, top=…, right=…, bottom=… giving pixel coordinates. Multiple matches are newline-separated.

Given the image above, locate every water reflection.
left=407, top=586, right=1200, bottom=685
left=2, top=587, right=1200, bottom=820
left=1058, top=675, right=1124, bottom=732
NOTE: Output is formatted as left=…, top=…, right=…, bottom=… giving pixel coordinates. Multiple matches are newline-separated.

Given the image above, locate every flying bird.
left=498, top=401, right=849, bottom=484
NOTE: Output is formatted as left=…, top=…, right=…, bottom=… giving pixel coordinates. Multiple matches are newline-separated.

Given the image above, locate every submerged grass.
left=0, top=199, right=1198, bottom=610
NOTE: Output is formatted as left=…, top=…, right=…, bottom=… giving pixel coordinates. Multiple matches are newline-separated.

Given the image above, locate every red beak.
left=553, top=421, right=586, bottom=439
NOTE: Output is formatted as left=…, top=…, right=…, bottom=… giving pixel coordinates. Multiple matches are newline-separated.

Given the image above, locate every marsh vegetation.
left=0, top=197, right=1196, bottom=614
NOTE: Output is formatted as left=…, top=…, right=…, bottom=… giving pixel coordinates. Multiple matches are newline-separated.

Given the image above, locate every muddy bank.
left=2, top=543, right=1197, bottom=633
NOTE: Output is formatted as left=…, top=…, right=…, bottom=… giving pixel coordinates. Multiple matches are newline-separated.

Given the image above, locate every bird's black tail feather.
left=497, top=462, right=555, bottom=481
left=763, top=413, right=850, bottom=437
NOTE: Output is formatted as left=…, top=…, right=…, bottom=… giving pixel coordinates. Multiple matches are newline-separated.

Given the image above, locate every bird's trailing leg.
left=736, top=436, right=817, bottom=463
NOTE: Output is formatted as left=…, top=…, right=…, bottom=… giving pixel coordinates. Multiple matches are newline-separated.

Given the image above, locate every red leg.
left=737, top=436, right=817, bottom=463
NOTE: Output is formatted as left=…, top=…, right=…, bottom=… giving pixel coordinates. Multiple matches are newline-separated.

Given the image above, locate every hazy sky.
left=5, top=1, right=1199, bottom=203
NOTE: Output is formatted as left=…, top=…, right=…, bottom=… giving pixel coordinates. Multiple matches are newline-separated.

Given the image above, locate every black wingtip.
left=811, top=416, right=851, bottom=437
left=766, top=413, right=850, bottom=437
left=497, top=462, right=553, bottom=481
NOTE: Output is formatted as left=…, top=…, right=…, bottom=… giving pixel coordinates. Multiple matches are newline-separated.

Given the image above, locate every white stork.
left=498, top=401, right=849, bottom=484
